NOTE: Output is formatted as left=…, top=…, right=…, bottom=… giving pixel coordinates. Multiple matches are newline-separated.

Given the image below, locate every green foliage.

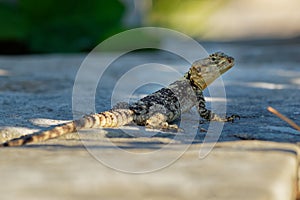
left=149, top=0, right=230, bottom=37
left=0, top=3, right=29, bottom=40
left=0, top=0, right=125, bottom=53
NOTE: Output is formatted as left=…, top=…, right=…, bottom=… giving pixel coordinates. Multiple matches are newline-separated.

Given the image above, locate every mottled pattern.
left=0, top=52, right=238, bottom=147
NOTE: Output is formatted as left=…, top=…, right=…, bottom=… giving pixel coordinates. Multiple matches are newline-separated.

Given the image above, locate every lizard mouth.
left=219, top=56, right=234, bottom=74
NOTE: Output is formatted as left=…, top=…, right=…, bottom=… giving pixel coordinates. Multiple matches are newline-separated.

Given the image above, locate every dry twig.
left=267, top=106, right=300, bottom=131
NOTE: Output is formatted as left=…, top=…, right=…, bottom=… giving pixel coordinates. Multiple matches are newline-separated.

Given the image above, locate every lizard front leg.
left=196, top=91, right=239, bottom=122
left=198, top=106, right=239, bottom=122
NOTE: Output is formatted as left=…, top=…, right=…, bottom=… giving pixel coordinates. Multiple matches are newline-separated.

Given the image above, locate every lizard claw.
left=226, top=114, right=240, bottom=123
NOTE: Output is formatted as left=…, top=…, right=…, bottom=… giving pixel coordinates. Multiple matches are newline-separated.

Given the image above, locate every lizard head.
left=186, top=52, right=234, bottom=90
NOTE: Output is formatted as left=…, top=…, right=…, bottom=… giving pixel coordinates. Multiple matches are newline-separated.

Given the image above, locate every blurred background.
left=0, top=0, right=300, bottom=54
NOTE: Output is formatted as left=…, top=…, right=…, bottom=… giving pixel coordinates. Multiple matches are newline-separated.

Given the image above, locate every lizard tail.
left=0, top=109, right=134, bottom=147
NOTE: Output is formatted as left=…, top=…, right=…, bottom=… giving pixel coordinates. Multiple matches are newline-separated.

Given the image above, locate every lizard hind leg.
left=145, top=112, right=179, bottom=131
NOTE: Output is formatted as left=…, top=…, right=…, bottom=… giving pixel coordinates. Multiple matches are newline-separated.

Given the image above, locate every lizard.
left=0, top=52, right=239, bottom=147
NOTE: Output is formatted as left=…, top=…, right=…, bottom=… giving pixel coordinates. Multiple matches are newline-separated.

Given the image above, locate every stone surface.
left=0, top=41, right=300, bottom=199
left=0, top=140, right=298, bottom=200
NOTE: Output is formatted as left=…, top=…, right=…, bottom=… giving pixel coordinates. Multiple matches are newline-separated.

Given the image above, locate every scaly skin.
left=0, top=52, right=239, bottom=147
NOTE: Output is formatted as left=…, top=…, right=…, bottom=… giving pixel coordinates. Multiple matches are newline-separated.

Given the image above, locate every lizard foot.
left=161, top=123, right=184, bottom=132
left=145, top=120, right=183, bottom=132
left=225, top=114, right=240, bottom=123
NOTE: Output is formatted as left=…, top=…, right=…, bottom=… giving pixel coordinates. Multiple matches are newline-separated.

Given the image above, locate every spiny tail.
left=0, top=109, right=134, bottom=147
